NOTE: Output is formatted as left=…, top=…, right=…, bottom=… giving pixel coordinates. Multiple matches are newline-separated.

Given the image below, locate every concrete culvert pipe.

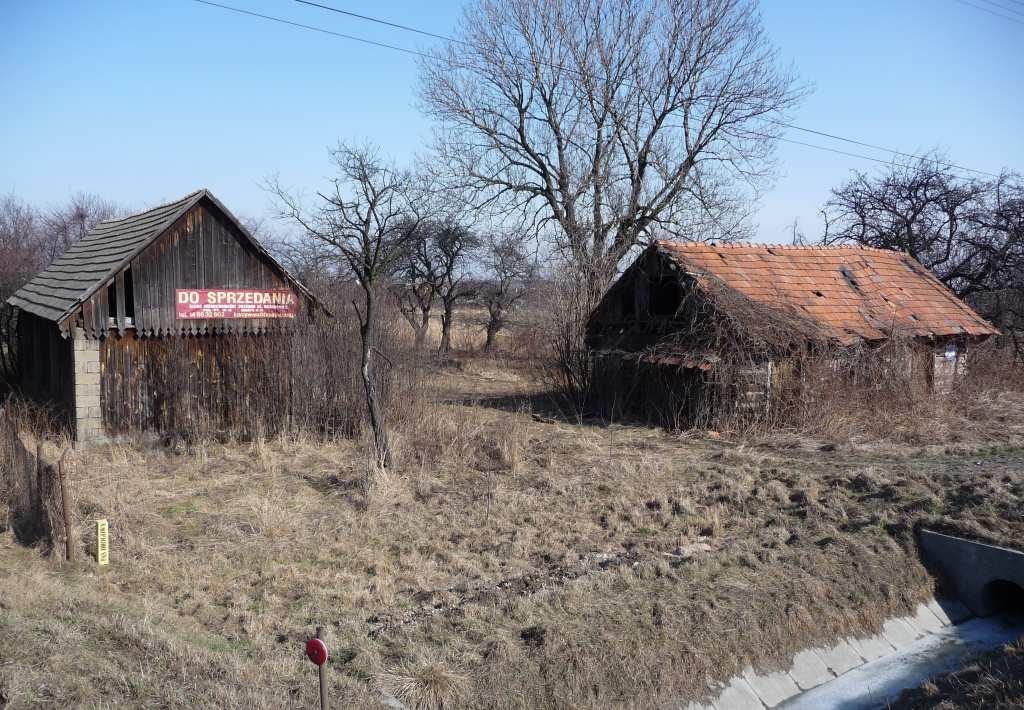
left=981, top=580, right=1024, bottom=614
left=918, top=529, right=1024, bottom=616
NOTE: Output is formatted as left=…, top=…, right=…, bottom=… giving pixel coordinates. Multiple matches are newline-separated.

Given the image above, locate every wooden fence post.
left=317, top=626, right=328, bottom=710
left=58, top=449, right=73, bottom=562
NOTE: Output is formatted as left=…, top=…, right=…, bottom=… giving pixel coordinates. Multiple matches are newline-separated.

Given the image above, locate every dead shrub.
left=0, top=402, right=72, bottom=551
left=768, top=338, right=1024, bottom=443
left=533, top=276, right=594, bottom=413
left=379, top=658, right=468, bottom=710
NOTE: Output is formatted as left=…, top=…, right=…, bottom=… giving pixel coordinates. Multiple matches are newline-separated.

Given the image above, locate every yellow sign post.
left=96, top=519, right=109, bottom=565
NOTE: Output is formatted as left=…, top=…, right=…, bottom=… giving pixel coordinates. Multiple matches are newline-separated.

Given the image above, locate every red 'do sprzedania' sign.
left=175, top=288, right=299, bottom=320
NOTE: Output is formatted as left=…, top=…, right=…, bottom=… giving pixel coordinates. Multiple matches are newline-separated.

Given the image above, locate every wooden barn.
left=6, top=189, right=320, bottom=442
left=586, top=241, right=999, bottom=427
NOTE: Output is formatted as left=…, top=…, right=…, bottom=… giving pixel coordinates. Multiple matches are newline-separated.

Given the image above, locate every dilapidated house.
left=6, top=189, right=320, bottom=442
left=586, top=241, right=999, bottom=427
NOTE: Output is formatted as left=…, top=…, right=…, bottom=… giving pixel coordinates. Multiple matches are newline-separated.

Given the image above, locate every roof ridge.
left=654, top=239, right=898, bottom=254
left=97, top=188, right=207, bottom=225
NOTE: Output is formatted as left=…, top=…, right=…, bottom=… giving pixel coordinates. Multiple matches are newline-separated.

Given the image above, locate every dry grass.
left=2, top=361, right=1024, bottom=708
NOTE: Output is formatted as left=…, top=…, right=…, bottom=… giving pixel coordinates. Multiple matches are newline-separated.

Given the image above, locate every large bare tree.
left=419, top=0, right=805, bottom=300
left=267, top=142, right=424, bottom=467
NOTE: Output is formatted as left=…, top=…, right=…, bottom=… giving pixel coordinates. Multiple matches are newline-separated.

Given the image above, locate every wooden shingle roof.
left=654, top=241, right=998, bottom=343
left=7, top=189, right=316, bottom=327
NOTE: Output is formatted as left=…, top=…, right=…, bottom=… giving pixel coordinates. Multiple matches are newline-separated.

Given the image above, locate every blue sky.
left=2, top=0, right=1022, bottom=242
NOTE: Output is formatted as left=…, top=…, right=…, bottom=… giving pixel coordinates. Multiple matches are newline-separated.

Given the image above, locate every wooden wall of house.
left=590, top=352, right=713, bottom=429
left=100, top=329, right=293, bottom=436
left=78, top=201, right=307, bottom=338
left=15, top=311, right=73, bottom=424
left=586, top=250, right=697, bottom=353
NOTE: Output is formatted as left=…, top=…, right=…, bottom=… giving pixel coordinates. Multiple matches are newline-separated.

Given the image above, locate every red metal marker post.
left=306, top=628, right=329, bottom=710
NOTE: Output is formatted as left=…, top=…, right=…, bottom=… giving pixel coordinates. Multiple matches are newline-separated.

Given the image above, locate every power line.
left=971, top=0, right=1024, bottom=18
left=769, top=123, right=996, bottom=178
left=777, top=137, right=908, bottom=167
left=954, top=0, right=1024, bottom=24
left=192, top=0, right=1002, bottom=178
left=287, top=0, right=1001, bottom=178
left=293, top=0, right=462, bottom=45
left=193, top=0, right=429, bottom=58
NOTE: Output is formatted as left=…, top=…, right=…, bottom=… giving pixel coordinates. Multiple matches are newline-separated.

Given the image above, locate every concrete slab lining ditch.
left=681, top=600, right=1023, bottom=710
left=685, top=530, right=1024, bottom=709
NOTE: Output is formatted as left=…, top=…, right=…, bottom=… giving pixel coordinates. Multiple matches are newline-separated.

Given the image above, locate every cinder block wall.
left=72, top=328, right=106, bottom=444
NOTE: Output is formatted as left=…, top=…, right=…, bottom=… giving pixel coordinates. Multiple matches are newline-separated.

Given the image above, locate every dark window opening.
left=124, top=268, right=135, bottom=321
left=650, top=277, right=682, bottom=317
left=107, top=282, right=117, bottom=321
left=620, top=288, right=635, bottom=319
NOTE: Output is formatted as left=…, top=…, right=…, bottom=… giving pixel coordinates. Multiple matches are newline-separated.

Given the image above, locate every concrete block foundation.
left=72, top=328, right=106, bottom=444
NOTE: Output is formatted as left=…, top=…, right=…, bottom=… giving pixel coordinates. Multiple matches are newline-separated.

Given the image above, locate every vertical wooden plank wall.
left=78, top=202, right=300, bottom=339
left=91, top=201, right=307, bottom=434
left=100, top=329, right=293, bottom=435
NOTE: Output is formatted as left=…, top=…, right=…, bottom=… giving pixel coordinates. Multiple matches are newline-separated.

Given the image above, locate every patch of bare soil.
left=892, top=638, right=1024, bottom=709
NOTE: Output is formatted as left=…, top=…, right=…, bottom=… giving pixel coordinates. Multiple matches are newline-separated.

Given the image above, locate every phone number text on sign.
left=175, top=289, right=299, bottom=319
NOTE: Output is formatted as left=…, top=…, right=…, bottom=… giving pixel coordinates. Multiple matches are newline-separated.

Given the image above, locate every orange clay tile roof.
left=653, top=240, right=998, bottom=344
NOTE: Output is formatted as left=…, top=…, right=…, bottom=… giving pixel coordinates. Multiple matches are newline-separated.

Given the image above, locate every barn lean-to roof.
left=7, top=188, right=317, bottom=329
left=651, top=240, right=998, bottom=344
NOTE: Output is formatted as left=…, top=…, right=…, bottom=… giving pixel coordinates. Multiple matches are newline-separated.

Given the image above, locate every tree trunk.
left=439, top=300, right=454, bottom=356
left=483, top=310, right=502, bottom=352
left=414, top=305, right=430, bottom=350
left=359, top=287, right=391, bottom=468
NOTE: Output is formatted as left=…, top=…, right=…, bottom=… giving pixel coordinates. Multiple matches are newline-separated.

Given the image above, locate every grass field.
left=2, top=358, right=1024, bottom=708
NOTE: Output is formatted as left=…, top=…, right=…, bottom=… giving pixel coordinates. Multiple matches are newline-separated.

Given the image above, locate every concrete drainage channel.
left=687, top=530, right=1024, bottom=710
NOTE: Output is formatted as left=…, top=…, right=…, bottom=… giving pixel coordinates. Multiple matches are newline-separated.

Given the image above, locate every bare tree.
left=41, top=192, right=119, bottom=264
left=394, top=218, right=481, bottom=354
left=0, top=194, right=44, bottom=302
left=394, top=220, right=441, bottom=350
left=478, top=233, right=537, bottom=352
left=821, top=154, right=1024, bottom=300
left=266, top=142, right=424, bottom=467
left=432, top=221, right=481, bottom=355
left=419, top=0, right=805, bottom=301
left=0, top=192, right=119, bottom=299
